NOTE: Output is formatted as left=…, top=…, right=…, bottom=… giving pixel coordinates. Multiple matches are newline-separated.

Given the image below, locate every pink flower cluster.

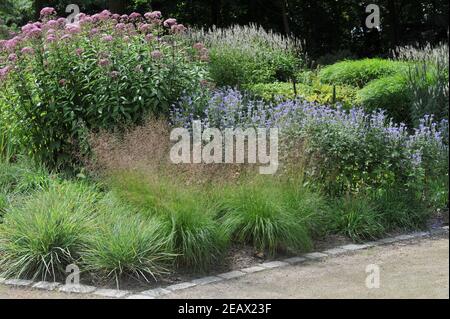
left=0, top=7, right=208, bottom=84
left=40, top=7, right=56, bottom=17
left=193, top=43, right=209, bottom=61
left=0, top=65, right=11, bottom=81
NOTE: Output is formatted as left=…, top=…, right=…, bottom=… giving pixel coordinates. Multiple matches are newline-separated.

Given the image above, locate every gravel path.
left=164, top=235, right=449, bottom=299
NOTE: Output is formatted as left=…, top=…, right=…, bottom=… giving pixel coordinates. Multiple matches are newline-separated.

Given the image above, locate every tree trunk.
left=280, top=0, right=290, bottom=34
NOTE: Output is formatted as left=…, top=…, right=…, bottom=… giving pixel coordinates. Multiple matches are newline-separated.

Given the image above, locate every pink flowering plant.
left=0, top=9, right=208, bottom=168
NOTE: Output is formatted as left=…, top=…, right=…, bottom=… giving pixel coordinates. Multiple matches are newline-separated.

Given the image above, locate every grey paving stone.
left=58, top=284, right=97, bottom=294
left=260, top=261, right=289, bottom=269
left=377, top=237, right=397, bottom=244
left=32, top=281, right=61, bottom=291
left=283, top=256, right=307, bottom=264
left=126, top=294, right=155, bottom=299
left=165, top=282, right=197, bottom=291
left=394, top=234, right=416, bottom=241
left=365, top=241, right=381, bottom=247
left=191, top=276, right=224, bottom=285
left=241, top=266, right=266, bottom=273
left=340, top=244, right=371, bottom=251
left=322, top=247, right=348, bottom=256
left=4, top=279, right=33, bottom=287
left=93, top=289, right=131, bottom=298
left=412, top=231, right=430, bottom=238
left=141, top=287, right=171, bottom=298
left=217, top=270, right=246, bottom=280
left=303, top=252, right=328, bottom=260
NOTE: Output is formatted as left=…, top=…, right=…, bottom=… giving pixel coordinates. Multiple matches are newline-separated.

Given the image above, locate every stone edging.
left=0, top=226, right=448, bottom=299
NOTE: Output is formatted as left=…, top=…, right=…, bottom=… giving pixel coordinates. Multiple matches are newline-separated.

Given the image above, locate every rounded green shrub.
left=0, top=181, right=99, bottom=281
left=318, top=59, right=408, bottom=88
left=356, top=74, right=412, bottom=124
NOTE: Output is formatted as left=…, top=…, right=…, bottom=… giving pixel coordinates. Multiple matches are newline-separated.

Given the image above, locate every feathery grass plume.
left=189, top=24, right=305, bottom=86
left=394, top=42, right=449, bottom=125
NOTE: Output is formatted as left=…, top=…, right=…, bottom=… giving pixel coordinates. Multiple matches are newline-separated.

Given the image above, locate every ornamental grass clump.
left=0, top=8, right=209, bottom=169
left=108, top=171, right=229, bottom=271
left=81, top=194, right=175, bottom=285
left=0, top=181, right=99, bottom=281
left=394, top=43, right=449, bottom=126
left=221, top=179, right=313, bottom=255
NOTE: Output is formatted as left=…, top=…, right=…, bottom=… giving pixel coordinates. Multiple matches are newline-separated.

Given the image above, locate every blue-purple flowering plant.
left=172, top=88, right=448, bottom=202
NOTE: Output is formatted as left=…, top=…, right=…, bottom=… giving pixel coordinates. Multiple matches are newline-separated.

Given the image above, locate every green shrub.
left=0, top=10, right=208, bottom=169
left=221, top=180, right=312, bottom=255
left=318, top=58, right=408, bottom=88
left=327, top=197, right=385, bottom=241
left=108, top=171, right=228, bottom=271
left=193, top=24, right=302, bottom=87
left=81, top=195, right=174, bottom=284
left=245, top=82, right=297, bottom=101
left=356, top=74, right=412, bottom=124
left=0, top=181, right=99, bottom=281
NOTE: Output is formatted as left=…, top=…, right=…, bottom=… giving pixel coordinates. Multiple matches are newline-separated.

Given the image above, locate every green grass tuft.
left=108, top=171, right=229, bottom=271
left=81, top=194, right=175, bottom=284
left=0, top=181, right=99, bottom=281
left=326, top=197, right=385, bottom=242
left=221, top=180, right=313, bottom=255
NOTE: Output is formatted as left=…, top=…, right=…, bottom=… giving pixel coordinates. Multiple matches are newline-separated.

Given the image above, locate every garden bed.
left=0, top=8, right=448, bottom=290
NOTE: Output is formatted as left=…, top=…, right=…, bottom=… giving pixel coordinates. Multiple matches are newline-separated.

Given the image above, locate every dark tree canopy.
left=3, top=0, right=448, bottom=58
